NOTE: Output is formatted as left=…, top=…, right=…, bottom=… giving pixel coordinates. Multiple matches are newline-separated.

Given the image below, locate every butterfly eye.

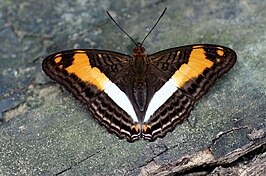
left=141, top=47, right=146, bottom=52
left=133, top=47, right=138, bottom=53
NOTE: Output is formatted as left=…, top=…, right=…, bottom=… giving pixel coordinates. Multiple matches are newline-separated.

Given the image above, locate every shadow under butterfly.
left=42, top=8, right=237, bottom=142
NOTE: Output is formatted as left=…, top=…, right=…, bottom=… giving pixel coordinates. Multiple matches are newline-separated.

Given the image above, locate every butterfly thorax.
left=132, top=45, right=148, bottom=113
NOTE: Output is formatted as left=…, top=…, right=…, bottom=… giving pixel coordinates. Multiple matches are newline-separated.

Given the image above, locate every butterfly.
left=42, top=8, right=237, bottom=142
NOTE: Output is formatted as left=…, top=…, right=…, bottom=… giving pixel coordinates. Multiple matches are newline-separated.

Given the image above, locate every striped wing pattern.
left=142, top=44, right=236, bottom=141
left=42, top=44, right=236, bottom=142
left=42, top=50, right=141, bottom=141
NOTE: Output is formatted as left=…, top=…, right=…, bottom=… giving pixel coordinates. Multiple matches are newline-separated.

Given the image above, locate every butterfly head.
left=133, top=42, right=146, bottom=55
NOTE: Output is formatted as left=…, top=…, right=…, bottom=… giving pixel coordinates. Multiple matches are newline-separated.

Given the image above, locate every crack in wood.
left=211, top=125, right=252, bottom=144
left=137, top=127, right=266, bottom=175
left=54, top=148, right=104, bottom=176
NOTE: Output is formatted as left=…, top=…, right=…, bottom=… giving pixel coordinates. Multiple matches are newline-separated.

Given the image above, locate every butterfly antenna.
left=106, top=11, right=138, bottom=46
left=141, top=7, right=167, bottom=46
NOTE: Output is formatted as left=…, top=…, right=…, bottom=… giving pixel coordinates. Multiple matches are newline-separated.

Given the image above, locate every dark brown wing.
left=42, top=49, right=141, bottom=142
left=143, top=44, right=237, bottom=141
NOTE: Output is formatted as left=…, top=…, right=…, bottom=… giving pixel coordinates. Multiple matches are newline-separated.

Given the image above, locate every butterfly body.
left=132, top=44, right=148, bottom=115
left=43, top=44, right=236, bottom=142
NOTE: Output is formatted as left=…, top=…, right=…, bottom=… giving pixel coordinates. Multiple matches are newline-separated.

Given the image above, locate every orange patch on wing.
left=217, top=49, right=224, bottom=56
left=133, top=124, right=140, bottom=133
left=65, top=53, right=110, bottom=90
left=142, top=124, right=151, bottom=133
left=54, top=55, right=62, bottom=63
left=171, top=48, right=214, bottom=88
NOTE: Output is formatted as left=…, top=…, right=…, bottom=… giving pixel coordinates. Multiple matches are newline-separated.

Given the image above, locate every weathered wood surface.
left=0, top=1, right=265, bottom=175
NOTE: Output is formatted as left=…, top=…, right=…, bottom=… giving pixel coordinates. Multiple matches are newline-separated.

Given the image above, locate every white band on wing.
left=144, top=79, right=178, bottom=122
left=104, top=82, right=139, bottom=123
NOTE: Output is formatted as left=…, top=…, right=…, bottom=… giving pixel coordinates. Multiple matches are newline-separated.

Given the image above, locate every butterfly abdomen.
left=133, top=82, right=147, bottom=112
